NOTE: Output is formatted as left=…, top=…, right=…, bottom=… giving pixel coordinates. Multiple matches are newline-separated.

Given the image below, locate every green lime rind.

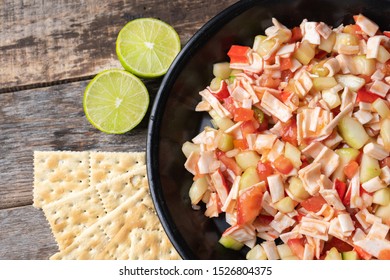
left=83, top=69, right=149, bottom=134
left=116, top=18, right=181, bottom=78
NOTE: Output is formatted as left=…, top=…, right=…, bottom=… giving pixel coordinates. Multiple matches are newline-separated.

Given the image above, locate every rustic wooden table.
left=0, top=0, right=237, bottom=259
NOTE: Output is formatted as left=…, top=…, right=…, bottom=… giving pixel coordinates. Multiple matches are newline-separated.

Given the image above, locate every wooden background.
left=0, top=0, right=237, bottom=259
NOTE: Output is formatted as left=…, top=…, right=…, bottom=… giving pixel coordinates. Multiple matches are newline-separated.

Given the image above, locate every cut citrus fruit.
left=83, top=69, right=149, bottom=134
left=116, top=18, right=181, bottom=78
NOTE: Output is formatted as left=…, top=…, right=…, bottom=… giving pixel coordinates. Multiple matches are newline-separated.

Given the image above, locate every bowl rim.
left=146, top=0, right=260, bottom=259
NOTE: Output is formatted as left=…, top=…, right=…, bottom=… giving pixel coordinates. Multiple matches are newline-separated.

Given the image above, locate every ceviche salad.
left=182, top=14, right=390, bottom=260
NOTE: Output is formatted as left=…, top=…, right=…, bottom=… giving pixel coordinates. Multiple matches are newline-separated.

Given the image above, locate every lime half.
left=116, top=18, right=181, bottom=78
left=83, top=69, right=149, bottom=134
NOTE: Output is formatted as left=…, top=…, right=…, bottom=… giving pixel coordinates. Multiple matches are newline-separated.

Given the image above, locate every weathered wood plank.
left=0, top=79, right=159, bottom=209
left=0, top=205, right=58, bottom=259
left=0, top=0, right=237, bottom=90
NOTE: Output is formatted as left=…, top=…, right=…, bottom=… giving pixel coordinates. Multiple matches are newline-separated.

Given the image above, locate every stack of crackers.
left=33, top=151, right=180, bottom=260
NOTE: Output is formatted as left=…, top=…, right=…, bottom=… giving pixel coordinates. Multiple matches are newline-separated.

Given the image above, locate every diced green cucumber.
left=277, top=244, right=295, bottom=259
left=322, top=88, right=341, bottom=109
left=375, top=203, right=390, bottom=225
left=218, top=133, right=234, bottom=152
left=319, top=31, right=336, bottom=53
left=228, top=69, right=243, bottom=83
left=333, top=33, right=359, bottom=52
left=332, top=148, right=360, bottom=182
left=312, top=77, right=338, bottom=91
left=209, top=77, right=222, bottom=91
left=293, top=41, right=315, bottom=65
left=255, top=38, right=277, bottom=58
left=275, top=197, right=295, bottom=213
left=342, top=251, right=360, bottom=260
left=372, top=98, right=390, bottom=119
left=235, top=151, right=261, bottom=170
left=373, top=187, right=390, bottom=206
left=352, top=55, right=376, bottom=76
left=288, top=177, right=310, bottom=200
left=338, top=116, right=369, bottom=149
left=325, top=247, right=342, bottom=260
left=182, top=141, right=200, bottom=158
left=189, top=177, right=208, bottom=205
left=253, top=35, right=267, bottom=52
left=360, top=154, right=381, bottom=183
left=285, top=142, right=302, bottom=169
left=377, top=45, right=390, bottom=64
left=219, top=236, right=244, bottom=251
left=213, top=62, right=231, bottom=79
left=239, top=166, right=261, bottom=190
left=209, top=110, right=235, bottom=131
left=381, top=118, right=390, bottom=152
left=246, top=244, right=267, bottom=260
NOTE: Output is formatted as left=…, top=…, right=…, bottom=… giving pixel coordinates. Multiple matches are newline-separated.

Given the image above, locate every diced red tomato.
left=380, top=157, right=390, bottom=168
left=289, top=27, right=302, bottom=43
left=240, top=120, right=258, bottom=138
left=343, top=184, right=352, bottom=207
left=384, top=31, right=390, bottom=38
left=274, top=155, right=294, bottom=175
left=323, top=237, right=353, bottom=253
left=216, top=150, right=242, bottom=175
left=233, top=139, right=248, bottom=150
left=294, top=212, right=305, bottom=223
left=301, top=195, right=327, bottom=212
left=227, top=45, right=251, bottom=64
left=354, top=245, right=372, bottom=260
left=233, top=107, right=254, bottom=122
left=280, top=91, right=292, bottom=103
left=256, top=161, right=274, bottom=182
left=222, top=96, right=236, bottom=115
left=358, top=74, right=371, bottom=84
left=256, top=214, right=274, bottom=224
left=237, top=186, right=264, bottom=225
left=281, top=118, right=298, bottom=147
left=280, top=57, right=292, bottom=71
left=334, top=179, right=347, bottom=200
left=287, top=238, right=305, bottom=260
left=344, top=160, right=359, bottom=179
left=378, top=249, right=390, bottom=260
left=210, top=80, right=230, bottom=101
left=356, top=88, right=383, bottom=103
left=281, top=70, right=294, bottom=82
left=315, top=50, right=328, bottom=60
left=257, top=114, right=269, bottom=132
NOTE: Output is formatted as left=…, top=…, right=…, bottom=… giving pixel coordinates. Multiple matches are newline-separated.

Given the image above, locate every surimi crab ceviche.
left=181, top=14, right=390, bottom=260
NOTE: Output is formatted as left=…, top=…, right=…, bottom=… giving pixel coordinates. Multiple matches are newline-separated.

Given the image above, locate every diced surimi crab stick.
left=183, top=14, right=390, bottom=259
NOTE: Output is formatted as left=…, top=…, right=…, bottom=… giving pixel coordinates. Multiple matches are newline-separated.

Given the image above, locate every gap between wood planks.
left=0, top=75, right=95, bottom=94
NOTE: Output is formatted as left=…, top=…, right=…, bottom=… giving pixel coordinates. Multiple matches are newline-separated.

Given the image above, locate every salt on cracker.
left=89, top=151, right=145, bottom=186
left=42, top=186, right=106, bottom=250
left=33, top=151, right=89, bottom=208
left=50, top=194, right=161, bottom=260
left=95, top=165, right=153, bottom=212
left=128, top=229, right=181, bottom=260
left=102, top=194, right=161, bottom=240
left=50, top=218, right=110, bottom=260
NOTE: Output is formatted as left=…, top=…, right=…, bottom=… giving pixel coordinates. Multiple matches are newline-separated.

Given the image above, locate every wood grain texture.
left=0, top=79, right=160, bottom=210
left=0, top=0, right=238, bottom=90
left=0, top=205, right=58, bottom=259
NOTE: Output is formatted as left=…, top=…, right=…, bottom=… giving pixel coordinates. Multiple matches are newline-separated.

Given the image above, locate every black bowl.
left=147, top=0, right=390, bottom=260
